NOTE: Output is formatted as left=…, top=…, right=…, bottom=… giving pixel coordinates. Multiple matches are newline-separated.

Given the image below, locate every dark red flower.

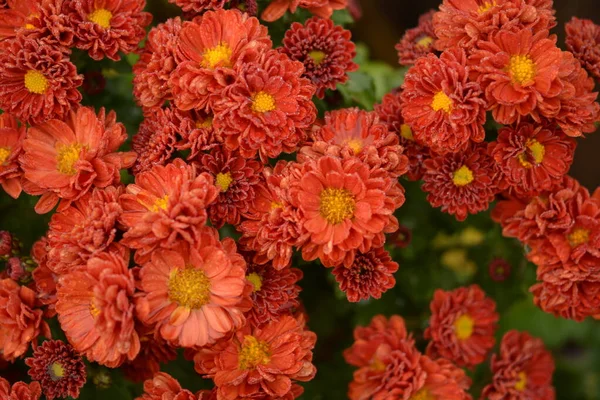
left=0, top=0, right=40, bottom=41
left=565, top=17, right=600, bottom=81
left=0, top=231, right=12, bottom=258
left=132, top=109, right=180, bottom=174
left=396, top=10, right=437, bottom=66
left=489, top=258, right=512, bottom=282
left=387, top=225, right=412, bottom=248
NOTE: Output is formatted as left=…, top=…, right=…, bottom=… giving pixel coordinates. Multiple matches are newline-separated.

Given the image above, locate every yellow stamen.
left=370, top=357, right=386, bottom=372
left=508, top=55, right=536, bottom=85
left=454, top=314, right=475, bottom=340
left=168, top=268, right=211, bottom=309
left=517, top=139, right=546, bottom=168
left=431, top=91, right=453, bottom=113
left=251, top=91, right=276, bottom=113
left=238, top=335, right=271, bottom=370
left=24, top=70, right=48, bottom=94
left=410, top=388, right=434, bottom=400
left=196, top=117, right=213, bottom=129
left=151, top=195, right=169, bottom=212
left=56, top=143, right=82, bottom=175
left=271, top=201, right=283, bottom=210
left=515, top=371, right=527, bottom=391
left=48, top=362, right=65, bottom=381
left=400, top=124, right=414, bottom=141
left=247, top=272, right=263, bottom=292
left=89, top=300, right=101, bottom=319
left=345, top=138, right=363, bottom=155
left=24, top=23, right=35, bottom=30
left=568, top=227, right=590, bottom=248
left=452, top=165, right=474, bottom=187
left=88, top=8, right=112, bottom=29
left=416, top=36, right=434, bottom=48
left=477, top=1, right=497, bottom=13
left=0, top=147, right=11, bottom=165
left=308, top=50, right=327, bottom=65
left=215, top=172, right=233, bottom=192
left=319, top=187, right=356, bottom=224
left=201, top=43, right=232, bottom=69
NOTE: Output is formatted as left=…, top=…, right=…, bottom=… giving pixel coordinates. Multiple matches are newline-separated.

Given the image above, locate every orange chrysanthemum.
left=261, top=0, right=347, bottom=22
left=56, top=247, right=140, bottom=367
left=416, top=356, right=472, bottom=400
left=425, top=284, right=499, bottom=368
left=135, top=232, right=250, bottom=348
left=31, top=237, right=58, bottom=317
left=0, top=378, right=42, bottom=400
left=482, top=330, right=555, bottom=400
left=119, top=159, right=219, bottom=264
left=132, top=109, right=180, bottom=174
left=0, top=0, right=40, bottom=41
left=137, top=372, right=197, bottom=400
left=21, top=107, right=135, bottom=214
left=0, top=113, right=25, bottom=199
left=566, top=17, right=600, bottom=81
left=396, top=10, right=437, bottom=66
left=193, top=315, right=316, bottom=400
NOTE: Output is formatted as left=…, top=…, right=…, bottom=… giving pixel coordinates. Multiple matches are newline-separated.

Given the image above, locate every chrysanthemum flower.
left=56, top=247, right=140, bottom=367
left=332, top=246, right=398, bottom=303
left=21, top=107, right=135, bottom=214
left=0, top=278, right=50, bottom=362
left=489, top=122, right=576, bottom=197
left=175, top=108, right=224, bottom=159
left=482, top=330, right=555, bottom=400
left=25, top=340, right=86, bottom=400
left=396, top=10, right=437, bottom=66
left=62, top=0, right=151, bottom=61
left=169, top=9, right=271, bottom=111
left=168, top=0, right=227, bottom=14
left=0, top=113, right=25, bottom=199
left=433, top=0, right=556, bottom=52
left=137, top=372, right=197, bottom=400
left=30, top=237, right=58, bottom=317
left=135, top=232, right=250, bottom=348
left=374, top=91, right=430, bottom=181
left=133, top=17, right=183, bottom=110
left=244, top=255, right=303, bottom=327
left=132, top=109, right=180, bottom=174
left=0, top=0, right=40, bottom=41
left=195, top=147, right=263, bottom=228
left=291, top=156, right=402, bottom=267
left=193, top=315, right=316, bottom=400
left=261, top=0, right=347, bottom=22
left=46, top=186, right=123, bottom=275
left=401, top=47, right=486, bottom=154
left=422, top=143, right=503, bottom=221
left=489, top=258, right=512, bottom=282
left=565, top=17, right=600, bottom=81
left=0, top=36, right=82, bottom=126
left=425, top=284, right=499, bottom=368
left=214, top=49, right=316, bottom=160
left=122, top=324, right=177, bottom=383
left=282, top=17, right=357, bottom=98
left=0, top=378, right=42, bottom=400
left=119, top=159, right=219, bottom=264
left=415, top=356, right=472, bottom=400
left=0, top=231, right=12, bottom=258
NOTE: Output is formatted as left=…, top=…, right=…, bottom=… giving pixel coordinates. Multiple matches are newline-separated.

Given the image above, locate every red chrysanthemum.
left=119, top=158, right=219, bottom=264
left=482, top=330, right=555, bottom=400
left=489, top=258, right=512, bottom=282
left=0, top=378, right=42, bottom=400
left=214, top=49, right=316, bottom=160
left=25, top=339, right=86, bottom=400
left=62, top=0, right=151, bottom=61
left=0, top=36, right=82, bottom=126
left=565, top=17, right=600, bottom=81
left=291, top=156, right=403, bottom=267
left=137, top=372, right=197, bottom=400
left=195, top=147, right=263, bottom=228
left=489, top=122, right=576, bottom=197
left=122, top=324, right=178, bottom=382
left=396, top=10, right=437, bottom=66
left=301, top=108, right=409, bottom=178
left=175, top=109, right=224, bottom=159
left=135, top=232, right=250, bottom=348
left=415, top=356, right=473, bottom=400
left=193, top=315, right=316, bottom=400
left=332, top=246, right=398, bottom=303
left=56, top=247, right=140, bottom=367
left=0, top=278, right=50, bottom=362
left=21, top=107, right=135, bottom=214
left=31, top=237, right=58, bottom=317
left=261, top=0, right=347, bottom=22
left=0, top=113, right=25, bottom=199
left=132, top=109, right=180, bottom=174
left=169, top=9, right=271, bottom=111
left=374, top=91, right=430, bottom=181
left=425, top=284, right=499, bottom=368
left=133, top=17, right=183, bottom=110
left=46, top=186, right=123, bottom=276
left=402, top=47, right=486, bottom=154
left=243, top=255, right=303, bottom=327
left=282, top=16, right=357, bottom=98
left=433, top=0, right=556, bottom=52
left=0, top=0, right=40, bottom=41
left=422, top=143, right=504, bottom=221
left=168, top=0, right=227, bottom=14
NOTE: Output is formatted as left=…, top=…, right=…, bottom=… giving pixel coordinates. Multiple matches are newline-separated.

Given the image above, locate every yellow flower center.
left=410, top=388, right=434, bottom=400
left=271, top=201, right=284, bottom=210
left=454, top=313, right=475, bottom=340
left=196, top=117, right=213, bottom=129
left=202, top=43, right=233, bottom=69
left=168, top=268, right=211, bottom=309
left=88, top=8, right=112, bottom=29
left=416, top=36, right=434, bottom=48
left=89, top=299, right=101, bottom=319
left=431, top=91, right=453, bottom=113
left=515, top=371, right=527, bottom=391
left=345, top=138, right=363, bottom=155
left=251, top=91, right=276, bottom=113
left=370, top=357, right=386, bottom=372
left=238, top=335, right=271, bottom=370
left=151, top=194, right=169, bottom=212
left=24, top=23, right=35, bottom=30
left=0, top=147, right=11, bottom=165
left=215, top=172, right=233, bottom=192
left=319, top=187, right=356, bottom=225
left=452, top=165, right=474, bottom=187
left=508, top=55, right=536, bottom=85
left=477, top=1, right=497, bottom=13
left=568, top=227, right=590, bottom=248
left=308, top=50, right=327, bottom=65
left=247, top=272, right=263, bottom=292
left=24, top=70, right=49, bottom=94
left=48, top=362, right=65, bottom=382
left=518, top=139, right=545, bottom=168
left=400, top=124, right=414, bottom=141
left=56, top=143, right=82, bottom=175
